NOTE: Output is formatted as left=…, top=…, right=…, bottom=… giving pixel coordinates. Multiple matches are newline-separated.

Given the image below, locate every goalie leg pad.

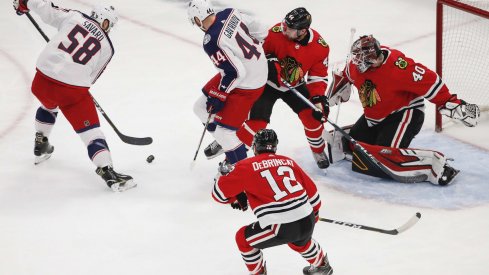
left=354, top=142, right=455, bottom=185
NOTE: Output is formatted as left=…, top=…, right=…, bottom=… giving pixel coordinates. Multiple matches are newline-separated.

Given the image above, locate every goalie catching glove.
left=13, top=0, right=29, bottom=15
left=438, top=95, right=480, bottom=127
left=327, top=72, right=352, bottom=106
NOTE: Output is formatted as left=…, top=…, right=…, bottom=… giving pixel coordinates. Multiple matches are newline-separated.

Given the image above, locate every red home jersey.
left=344, top=47, right=453, bottom=126
left=263, top=23, right=329, bottom=97
left=213, top=153, right=321, bottom=227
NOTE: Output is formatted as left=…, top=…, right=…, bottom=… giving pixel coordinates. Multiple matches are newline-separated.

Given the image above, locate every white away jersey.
left=29, top=0, right=114, bottom=87
left=203, top=8, right=267, bottom=93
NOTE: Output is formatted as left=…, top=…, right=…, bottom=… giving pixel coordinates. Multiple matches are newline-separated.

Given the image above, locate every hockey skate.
left=34, top=132, right=54, bottom=165
left=204, top=140, right=224, bottom=159
left=303, top=256, right=333, bottom=275
left=312, top=151, right=330, bottom=169
left=438, top=164, right=460, bottom=186
left=96, top=166, right=136, bottom=192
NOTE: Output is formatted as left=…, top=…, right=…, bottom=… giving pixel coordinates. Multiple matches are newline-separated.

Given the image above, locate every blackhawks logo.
left=395, top=57, right=408, bottom=69
left=279, top=56, right=304, bottom=85
left=318, top=37, right=329, bottom=48
left=272, top=26, right=282, bottom=33
left=359, top=80, right=381, bottom=108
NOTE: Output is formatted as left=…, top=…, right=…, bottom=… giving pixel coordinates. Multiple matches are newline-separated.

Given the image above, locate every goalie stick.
left=284, top=81, right=429, bottom=183
left=25, top=13, right=152, bottom=146
left=319, top=212, right=421, bottom=235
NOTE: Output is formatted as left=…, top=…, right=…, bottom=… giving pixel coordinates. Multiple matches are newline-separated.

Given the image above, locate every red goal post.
left=436, top=0, right=489, bottom=132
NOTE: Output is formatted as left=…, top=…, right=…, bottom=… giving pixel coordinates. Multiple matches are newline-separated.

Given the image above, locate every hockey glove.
left=327, top=72, right=352, bottom=106
left=230, top=192, right=248, bottom=211
left=267, top=54, right=283, bottom=87
left=13, top=0, right=29, bottom=15
left=311, top=95, right=330, bottom=123
left=438, top=95, right=480, bottom=127
left=206, top=87, right=227, bottom=114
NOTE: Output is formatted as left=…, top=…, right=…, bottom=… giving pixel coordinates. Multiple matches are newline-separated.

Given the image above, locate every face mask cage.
left=350, top=36, right=380, bottom=73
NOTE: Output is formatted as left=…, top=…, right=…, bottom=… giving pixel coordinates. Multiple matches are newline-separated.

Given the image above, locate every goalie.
left=326, top=35, right=480, bottom=185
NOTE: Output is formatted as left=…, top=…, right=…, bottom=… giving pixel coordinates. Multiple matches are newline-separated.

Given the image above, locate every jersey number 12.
left=260, top=166, right=304, bottom=201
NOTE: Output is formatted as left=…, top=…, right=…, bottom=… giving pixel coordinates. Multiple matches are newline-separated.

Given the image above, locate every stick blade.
left=119, top=135, right=153, bottom=146
left=394, top=212, right=422, bottom=234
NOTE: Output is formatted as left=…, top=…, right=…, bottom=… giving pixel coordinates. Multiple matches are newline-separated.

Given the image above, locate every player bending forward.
left=188, top=0, right=267, bottom=172
left=213, top=129, right=333, bottom=275
left=14, top=0, right=135, bottom=191
left=206, top=7, right=332, bottom=170
left=327, top=35, right=480, bottom=185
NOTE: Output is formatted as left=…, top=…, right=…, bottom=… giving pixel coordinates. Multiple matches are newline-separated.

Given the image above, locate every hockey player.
left=187, top=0, right=268, bottom=170
left=13, top=0, right=135, bottom=192
left=327, top=35, right=481, bottom=185
left=213, top=129, right=333, bottom=275
left=205, top=7, right=331, bottom=169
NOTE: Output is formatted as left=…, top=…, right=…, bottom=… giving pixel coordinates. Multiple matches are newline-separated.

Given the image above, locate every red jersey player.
left=205, top=7, right=331, bottom=170
left=327, top=35, right=480, bottom=185
left=213, top=129, right=333, bottom=275
left=14, top=0, right=135, bottom=191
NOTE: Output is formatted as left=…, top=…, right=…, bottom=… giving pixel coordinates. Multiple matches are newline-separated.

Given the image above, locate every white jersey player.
left=14, top=0, right=135, bottom=192
left=188, top=0, right=268, bottom=171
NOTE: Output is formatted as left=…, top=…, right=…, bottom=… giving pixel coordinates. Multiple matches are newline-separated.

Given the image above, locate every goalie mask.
left=252, top=129, right=279, bottom=155
left=90, top=4, right=118, bottom=33
left=350, top=35, right=382, bottom=73
left=187, top=0, right=214, bottom=30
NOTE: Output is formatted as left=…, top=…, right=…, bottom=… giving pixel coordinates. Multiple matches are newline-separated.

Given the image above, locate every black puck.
left=146, top=155, right=155, bottom=163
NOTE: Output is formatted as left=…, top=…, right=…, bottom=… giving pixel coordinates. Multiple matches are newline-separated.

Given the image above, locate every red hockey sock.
left=298, top=110, right=325, bottom=153
left=236, top=226, right=265, bottom=274
left=288, top=239, right=325, bottom=267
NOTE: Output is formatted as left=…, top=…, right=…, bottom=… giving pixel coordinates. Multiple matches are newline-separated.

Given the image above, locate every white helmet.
left=90, top=4, right=118, bottom=33
left=187, top=0, right=214, bottom=27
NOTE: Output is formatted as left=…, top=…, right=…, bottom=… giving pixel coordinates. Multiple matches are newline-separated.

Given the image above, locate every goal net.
left=436, top=0, right=489, bottom=131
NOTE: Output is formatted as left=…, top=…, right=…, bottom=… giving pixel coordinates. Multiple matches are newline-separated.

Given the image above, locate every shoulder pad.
left=394, top=56, right=409, bottom=70
left=271, top=26, right=282, bottom=33
left=317, top=36, right=328, bottom=48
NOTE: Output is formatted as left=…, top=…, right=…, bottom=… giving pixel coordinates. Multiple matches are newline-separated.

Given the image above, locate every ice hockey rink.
left=1, top=0, right=489, bottom=274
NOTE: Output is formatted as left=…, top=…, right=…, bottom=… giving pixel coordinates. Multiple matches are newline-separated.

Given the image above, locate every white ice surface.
left=1, top=0, right=489, bottom=274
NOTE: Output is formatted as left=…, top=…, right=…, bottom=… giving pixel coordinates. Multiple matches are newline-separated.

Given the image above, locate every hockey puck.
left=146, top=155, right=155, bottom=163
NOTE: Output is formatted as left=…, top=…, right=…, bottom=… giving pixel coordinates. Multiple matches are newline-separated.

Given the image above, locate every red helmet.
left=350, top=35, right=381, bottom=73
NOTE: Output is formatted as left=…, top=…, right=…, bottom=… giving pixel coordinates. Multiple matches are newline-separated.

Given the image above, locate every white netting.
left=440, top=0, right=489, bottom=109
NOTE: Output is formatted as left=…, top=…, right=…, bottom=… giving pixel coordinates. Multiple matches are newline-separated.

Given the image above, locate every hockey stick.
left=25, top=13, right=152, bottom=146
left=327, top=27, right=356, bottom=142
left=284, top=81, right=428, bottom=183
left=319, top=212, right=421, bottom=235
left=190, top=112, right=213, bottom=169
left=91, top=96, right=153, bottom=145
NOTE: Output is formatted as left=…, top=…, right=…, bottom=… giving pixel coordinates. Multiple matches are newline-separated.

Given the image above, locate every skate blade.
left=111, top=179, right=137, bottom=192
left=34, top=153, right=52, bottom=165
